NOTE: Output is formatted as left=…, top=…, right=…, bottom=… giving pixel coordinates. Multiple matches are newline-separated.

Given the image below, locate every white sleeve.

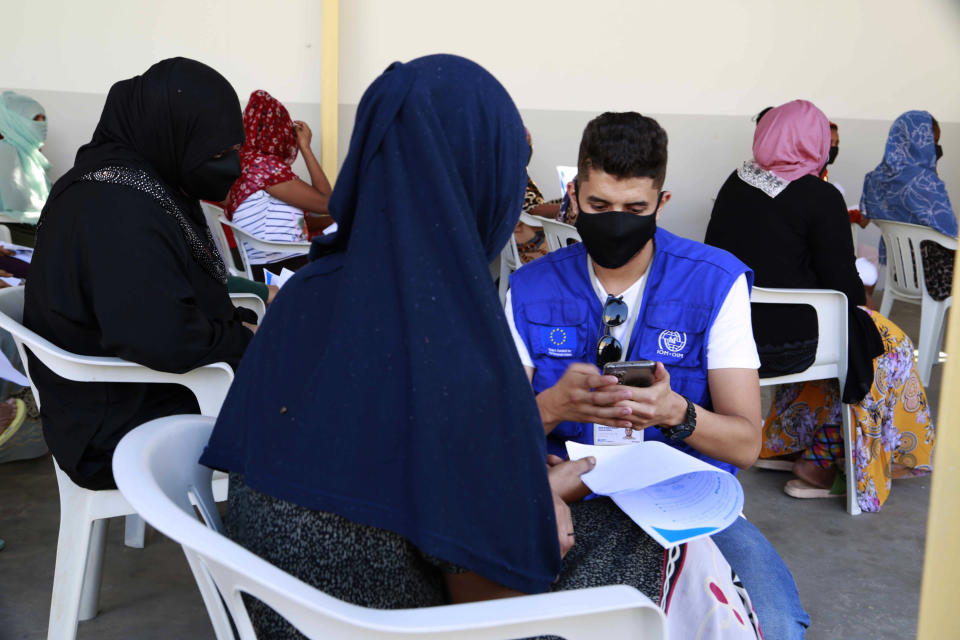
left=504, top=290, right=535, bottom=369
left=705, top=273, right=761, bottom=370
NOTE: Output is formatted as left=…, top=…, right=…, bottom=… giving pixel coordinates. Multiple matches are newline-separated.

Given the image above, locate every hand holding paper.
left=566, top=441, right=743, bottom=548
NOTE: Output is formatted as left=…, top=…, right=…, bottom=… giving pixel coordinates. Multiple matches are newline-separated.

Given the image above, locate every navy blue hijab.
left=202, top=55, right=561, bottom=593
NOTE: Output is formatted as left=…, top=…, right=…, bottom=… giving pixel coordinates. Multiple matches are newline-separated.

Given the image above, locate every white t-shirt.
left=232, top=189, right=308, bottom=265
left=505, top=255, right=760, bottom=371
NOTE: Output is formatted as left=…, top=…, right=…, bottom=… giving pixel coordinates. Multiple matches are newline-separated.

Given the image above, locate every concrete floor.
left=0, top=301, right=943, bottom=640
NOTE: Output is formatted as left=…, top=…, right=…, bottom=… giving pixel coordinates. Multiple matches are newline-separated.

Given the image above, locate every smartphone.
left=603, top=360, right=657, bottom=387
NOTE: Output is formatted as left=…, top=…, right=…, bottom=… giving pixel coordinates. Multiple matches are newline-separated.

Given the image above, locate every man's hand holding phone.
left=613, top=361, right=688, bottom=430
left=536, top=363, right=633, bottom=434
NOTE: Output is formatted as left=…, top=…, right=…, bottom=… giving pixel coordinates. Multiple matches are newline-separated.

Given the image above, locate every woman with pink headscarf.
left=705, top=100, right=934, bottom=511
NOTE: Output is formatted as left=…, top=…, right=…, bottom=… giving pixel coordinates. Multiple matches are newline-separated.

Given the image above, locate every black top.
left=25, top=182, right=252, bottom=489
left=705, top=171, right=882, bottom=403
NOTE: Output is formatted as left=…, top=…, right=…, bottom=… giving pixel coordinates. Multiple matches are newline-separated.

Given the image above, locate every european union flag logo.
left=541, top=326, right=576, bottom=358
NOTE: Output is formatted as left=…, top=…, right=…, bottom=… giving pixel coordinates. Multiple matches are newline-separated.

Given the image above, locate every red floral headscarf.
left=226, top=90, right=299, bottom=218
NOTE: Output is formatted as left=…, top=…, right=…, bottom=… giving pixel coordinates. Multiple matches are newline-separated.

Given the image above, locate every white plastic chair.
left=872, top=219, right=957, bottom=385
left=541, top=218, right=581, bottom=252
left=229, top=293, right=266, bottom=322
left=218, top=215, right=311, bottom=281
left=750, top=287, right=859, bottom=515
left=113, top=414, right=666, bottom=640
left=0, top=224, right=12, bottom=244
left=497, top=213, right=543, bottom=306
left=0, top=286, right=234, bottom=640
left=200, top=202, right=245, bottom=278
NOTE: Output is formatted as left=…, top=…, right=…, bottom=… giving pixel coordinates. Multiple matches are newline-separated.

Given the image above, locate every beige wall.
left=3, top=0, right=958, bottom=250
left=3, top=0, right=324, bottom=103
left=340, top=0, right=960, bottom=121
left=337, top=0, right=959, bottom=247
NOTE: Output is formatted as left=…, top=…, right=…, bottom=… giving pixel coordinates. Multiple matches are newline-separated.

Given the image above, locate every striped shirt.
left=232, top=190, right=308, bottom=265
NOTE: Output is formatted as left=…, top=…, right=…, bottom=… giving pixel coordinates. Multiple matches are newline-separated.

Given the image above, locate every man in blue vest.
left=507, top=112, right=809, bottom=639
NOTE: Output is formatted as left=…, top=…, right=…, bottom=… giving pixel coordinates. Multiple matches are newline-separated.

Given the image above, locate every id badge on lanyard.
left=593, top=423, right=643, bottom=446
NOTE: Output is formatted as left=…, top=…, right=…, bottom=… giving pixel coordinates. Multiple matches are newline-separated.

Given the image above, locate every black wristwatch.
left=659, top=397, right=696, bottom=441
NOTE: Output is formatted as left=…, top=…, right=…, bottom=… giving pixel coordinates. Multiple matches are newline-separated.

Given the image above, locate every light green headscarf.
left=0, top=91, right=51, bottom=224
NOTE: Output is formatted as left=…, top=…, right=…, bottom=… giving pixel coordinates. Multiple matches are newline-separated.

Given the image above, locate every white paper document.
left=0, top=349, right=29, bottom=387
left=0, top=241, right=34, bottom=263
left=566, top=440, right=743, bottom=548
left=263, top=267, right=297, bottom=289
left=555, top=165, right=578, bottom=199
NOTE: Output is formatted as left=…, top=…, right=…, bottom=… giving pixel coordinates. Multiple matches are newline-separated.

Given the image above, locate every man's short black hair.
left=577, top=112, right=668, bottom=188
left=755, top=106, right=774, bottom=125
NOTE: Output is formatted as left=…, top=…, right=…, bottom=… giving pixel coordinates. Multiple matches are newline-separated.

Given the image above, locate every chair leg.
left=879, top=287, right=894, bottom=317
left=47, top=513, right=96, bottom=640
left=78, top=518, right=108, bottom=621
left=840, top=403, right=861, bottom=516
left=918, top=298, right=948, bottom=387
left=124, top=514, right=146, bottom=549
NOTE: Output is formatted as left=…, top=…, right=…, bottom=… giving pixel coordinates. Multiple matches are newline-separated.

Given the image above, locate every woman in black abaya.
left=25, top=58, right=254, bottom=490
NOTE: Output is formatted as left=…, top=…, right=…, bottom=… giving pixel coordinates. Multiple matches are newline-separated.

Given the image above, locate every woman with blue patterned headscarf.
left=0, top=92, right=51, bottom=234
left=861, top=110, right=955, bottom=300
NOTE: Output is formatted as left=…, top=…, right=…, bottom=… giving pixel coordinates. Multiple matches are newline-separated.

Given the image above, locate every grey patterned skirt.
left=226, top=473, right=665, bottom=639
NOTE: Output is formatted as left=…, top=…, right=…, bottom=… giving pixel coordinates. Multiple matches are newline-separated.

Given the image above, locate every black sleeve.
left=83, top=198, right=252, bottom=373
left=804, top=181, right=866, bottom=307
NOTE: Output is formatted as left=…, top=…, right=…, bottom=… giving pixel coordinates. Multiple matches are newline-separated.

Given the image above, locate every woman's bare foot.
left=792, top=458, right=836, bottom=489
left=0, top=399, right=19, bottom=437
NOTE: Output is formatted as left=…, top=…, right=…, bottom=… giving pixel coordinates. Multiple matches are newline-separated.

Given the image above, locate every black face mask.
left=181, top=150, right=242, bottom=201
left=574, top=190, right=662, bottom=269
left=935, top=144, right=943, bottom=161
left=827, top=146, right=839, bottom=165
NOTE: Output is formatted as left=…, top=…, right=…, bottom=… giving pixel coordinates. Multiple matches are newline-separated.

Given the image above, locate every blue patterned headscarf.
left=861, top=110, right=955, bottom=262
left=0, top=91, right=51, bottom=223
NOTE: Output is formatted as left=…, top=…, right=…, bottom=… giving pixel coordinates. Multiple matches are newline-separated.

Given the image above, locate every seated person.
left=0, top=91, right=51, bottom=246
left=506, top=112, right=808, bottom=639
left=861, top=111, right=955, bottom=302
left=24, top=58, right=254, bottom=490
left=514, top=129, right=562, bottom=264
left=201, top=56, right=761, bottom=639
left=225, top=90, right=332, bottom=281
left=705, top=100, right=934, bottom=511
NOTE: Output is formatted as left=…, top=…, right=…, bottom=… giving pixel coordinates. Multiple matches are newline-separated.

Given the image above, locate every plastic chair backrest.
left=540, top=219, right=581, bottom=252
left=750, top=287, right=848, bottom=388
left=873, top=219, right=958, bottom=302
left=497, top=233, right=522, bottom=306
left=0, top=287, right=233, bottom=416
left=200, top=203, right=244, bottom=278
left=218, top=215, right=311, bottom=282
left=114, top=415, right=666, bottom=640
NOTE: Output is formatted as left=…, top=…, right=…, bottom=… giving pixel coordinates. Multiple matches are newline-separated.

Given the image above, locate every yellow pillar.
left=321, top=0, right=339, bottom=182
left=917, top=250, right=960, bottom=638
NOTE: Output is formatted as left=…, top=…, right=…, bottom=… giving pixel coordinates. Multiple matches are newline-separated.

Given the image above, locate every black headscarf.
left=40, top=57, right=242, bottom=281
left=202, top=55, right=562, bottom=593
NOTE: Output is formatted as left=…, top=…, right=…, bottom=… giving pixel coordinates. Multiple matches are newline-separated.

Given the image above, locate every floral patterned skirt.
left=760, top=309, right=935, bottom=512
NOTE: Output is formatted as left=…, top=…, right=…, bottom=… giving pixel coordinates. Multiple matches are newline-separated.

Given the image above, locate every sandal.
left=0, top=398, right=27, bottom=448
left=784, top=471, right=847, bottom=499
left=753, top=459, right=794, bottom=471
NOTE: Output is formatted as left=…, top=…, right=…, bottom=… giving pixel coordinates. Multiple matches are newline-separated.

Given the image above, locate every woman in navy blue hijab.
left=201, top=55, right=578, bottom=624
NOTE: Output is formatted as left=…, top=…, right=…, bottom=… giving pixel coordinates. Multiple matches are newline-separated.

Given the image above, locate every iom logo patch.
left=657, top=330, right=687, bottom=359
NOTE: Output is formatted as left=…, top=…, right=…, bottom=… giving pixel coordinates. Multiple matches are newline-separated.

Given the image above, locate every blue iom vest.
left=510, top=228, right=752, bottom=474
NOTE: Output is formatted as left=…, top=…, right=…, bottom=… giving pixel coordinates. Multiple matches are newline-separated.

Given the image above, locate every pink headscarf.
left=753, top=100, right=830, bottom=182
